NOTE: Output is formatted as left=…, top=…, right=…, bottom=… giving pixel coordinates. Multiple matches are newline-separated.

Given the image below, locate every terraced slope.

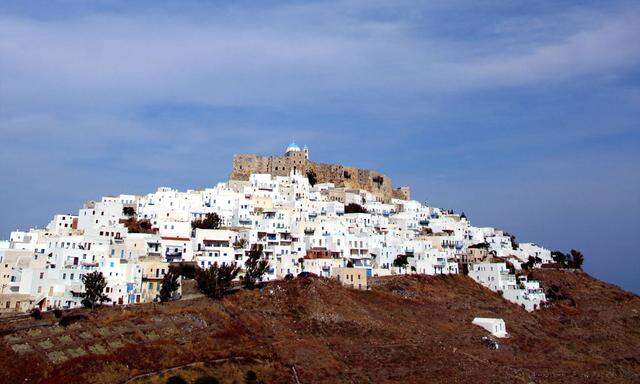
left=0, top=270, right=638, bottom=383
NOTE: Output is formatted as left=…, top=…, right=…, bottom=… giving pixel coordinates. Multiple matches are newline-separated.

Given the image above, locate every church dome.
left=286, top=141, right=301, bottom=153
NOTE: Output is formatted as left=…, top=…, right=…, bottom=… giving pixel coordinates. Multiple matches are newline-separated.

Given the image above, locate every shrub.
left=245, top=370, right=259, bottom=384
left=166, top=376, right=187, bottom=384
left=53, top=308, right=63, bottom=318
left=505, top=261, right=516, bottom=274
left=194, top=376, right=220, bottom=384
left=59, top=314, right=88, bottom=327
left=30, top=307, right=43, bottom=320
left=344, top=203, right=367, bottom=214
left=80, top=271, right=111, bottom=309
left=195, top=262, right=240, bottom=299
left=306, top=170, right=318, bottom=186
left=192, top=213, right=221, bottom=230
left=122, top=206, right=136, bottom=216
left=546, top=284, right=564, bottom=301
left=243, top=245, right=270, bottom=289
left=122, top=217, right=156, bottom=234
left=393, top=254, right=409, bottom=269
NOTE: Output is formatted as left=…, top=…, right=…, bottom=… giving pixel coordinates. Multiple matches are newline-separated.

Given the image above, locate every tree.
left=505, top=232, right=519, bottom=251
left=195, top=262, right=240, bottom=299
left=159, top=271, right=180, bottom=302
left=192, top=213, right=221, bottom=230
left=306, top=170, right=318, bottom=186
left=570, top=249, right=585, bottom=269
left=344, top=203, right=367, bottom=214
left=170, top=262, right=197, bottom=280
left=233, top=238, right=248, bottom=249
left=551, top=251, right=568, bottom=266
left=122, top=206, right=135, bottom=216
left=521, top=256, right=542, bottom=270
left=393, top=254, right=409, bottom=269
left=243, top=245, right=270, bottom=289
left=80, top=271, right=111, bottom=309
left=298, top=257, right=305, bottom=271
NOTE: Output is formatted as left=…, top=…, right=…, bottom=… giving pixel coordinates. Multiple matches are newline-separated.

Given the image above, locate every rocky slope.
left=1, top=269, right=639, bottom=383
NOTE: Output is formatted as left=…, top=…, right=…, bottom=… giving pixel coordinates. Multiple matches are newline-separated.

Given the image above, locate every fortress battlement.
left=230, top=143, right=410, bottom=201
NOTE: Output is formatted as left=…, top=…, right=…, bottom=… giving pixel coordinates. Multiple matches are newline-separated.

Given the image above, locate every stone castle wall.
left=230, top=151, right=410, bottom=202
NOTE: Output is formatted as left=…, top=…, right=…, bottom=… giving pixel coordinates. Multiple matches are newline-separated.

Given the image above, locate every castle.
left=230, top=142, right=411, bottom=201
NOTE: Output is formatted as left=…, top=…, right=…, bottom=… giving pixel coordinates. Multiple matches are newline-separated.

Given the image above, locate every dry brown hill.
left=1, top=269, right=639, bottom=383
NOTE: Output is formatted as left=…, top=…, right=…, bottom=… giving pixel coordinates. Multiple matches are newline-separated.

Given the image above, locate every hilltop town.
left=1, top=144, right=576, bottom=314
left=1, top=144, right=637, bottom=384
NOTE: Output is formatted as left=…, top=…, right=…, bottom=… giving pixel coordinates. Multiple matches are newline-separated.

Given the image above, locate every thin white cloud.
left=459, top=13, right=640, bottom=87
left=1, top=1, right=639, bottom=116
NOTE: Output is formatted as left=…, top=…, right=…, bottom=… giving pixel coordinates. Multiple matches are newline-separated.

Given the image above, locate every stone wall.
left=392, top=186, right=412, bottom=201
left=230, top=152, right=410, bottom=202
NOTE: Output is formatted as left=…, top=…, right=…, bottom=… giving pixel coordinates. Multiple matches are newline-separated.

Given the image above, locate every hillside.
left=1, top=270, right=639, bottom=383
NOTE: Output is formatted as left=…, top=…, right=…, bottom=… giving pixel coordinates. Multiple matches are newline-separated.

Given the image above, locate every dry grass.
left=0, top=271, right=639, bottom=383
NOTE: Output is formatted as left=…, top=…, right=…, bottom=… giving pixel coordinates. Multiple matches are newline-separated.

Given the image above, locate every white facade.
left=470, top=262, right=547, bottom=311
left=472, top=317, right=507, bottom=338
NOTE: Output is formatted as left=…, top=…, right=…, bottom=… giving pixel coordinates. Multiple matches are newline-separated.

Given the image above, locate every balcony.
left=142, top=274, right=164, bottom=281
left=165, top=252, right=183, bottom=262
left=80, top=260, right=99, bottom=267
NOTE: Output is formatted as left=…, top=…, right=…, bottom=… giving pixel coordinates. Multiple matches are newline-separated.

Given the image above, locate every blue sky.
left=1, top=1, right=639, bottom=292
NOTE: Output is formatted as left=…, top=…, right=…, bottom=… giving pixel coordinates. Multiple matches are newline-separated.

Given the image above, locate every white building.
left=469, top=262, right=546, bottom=311
left=472, top=317, right=507, bottom=338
